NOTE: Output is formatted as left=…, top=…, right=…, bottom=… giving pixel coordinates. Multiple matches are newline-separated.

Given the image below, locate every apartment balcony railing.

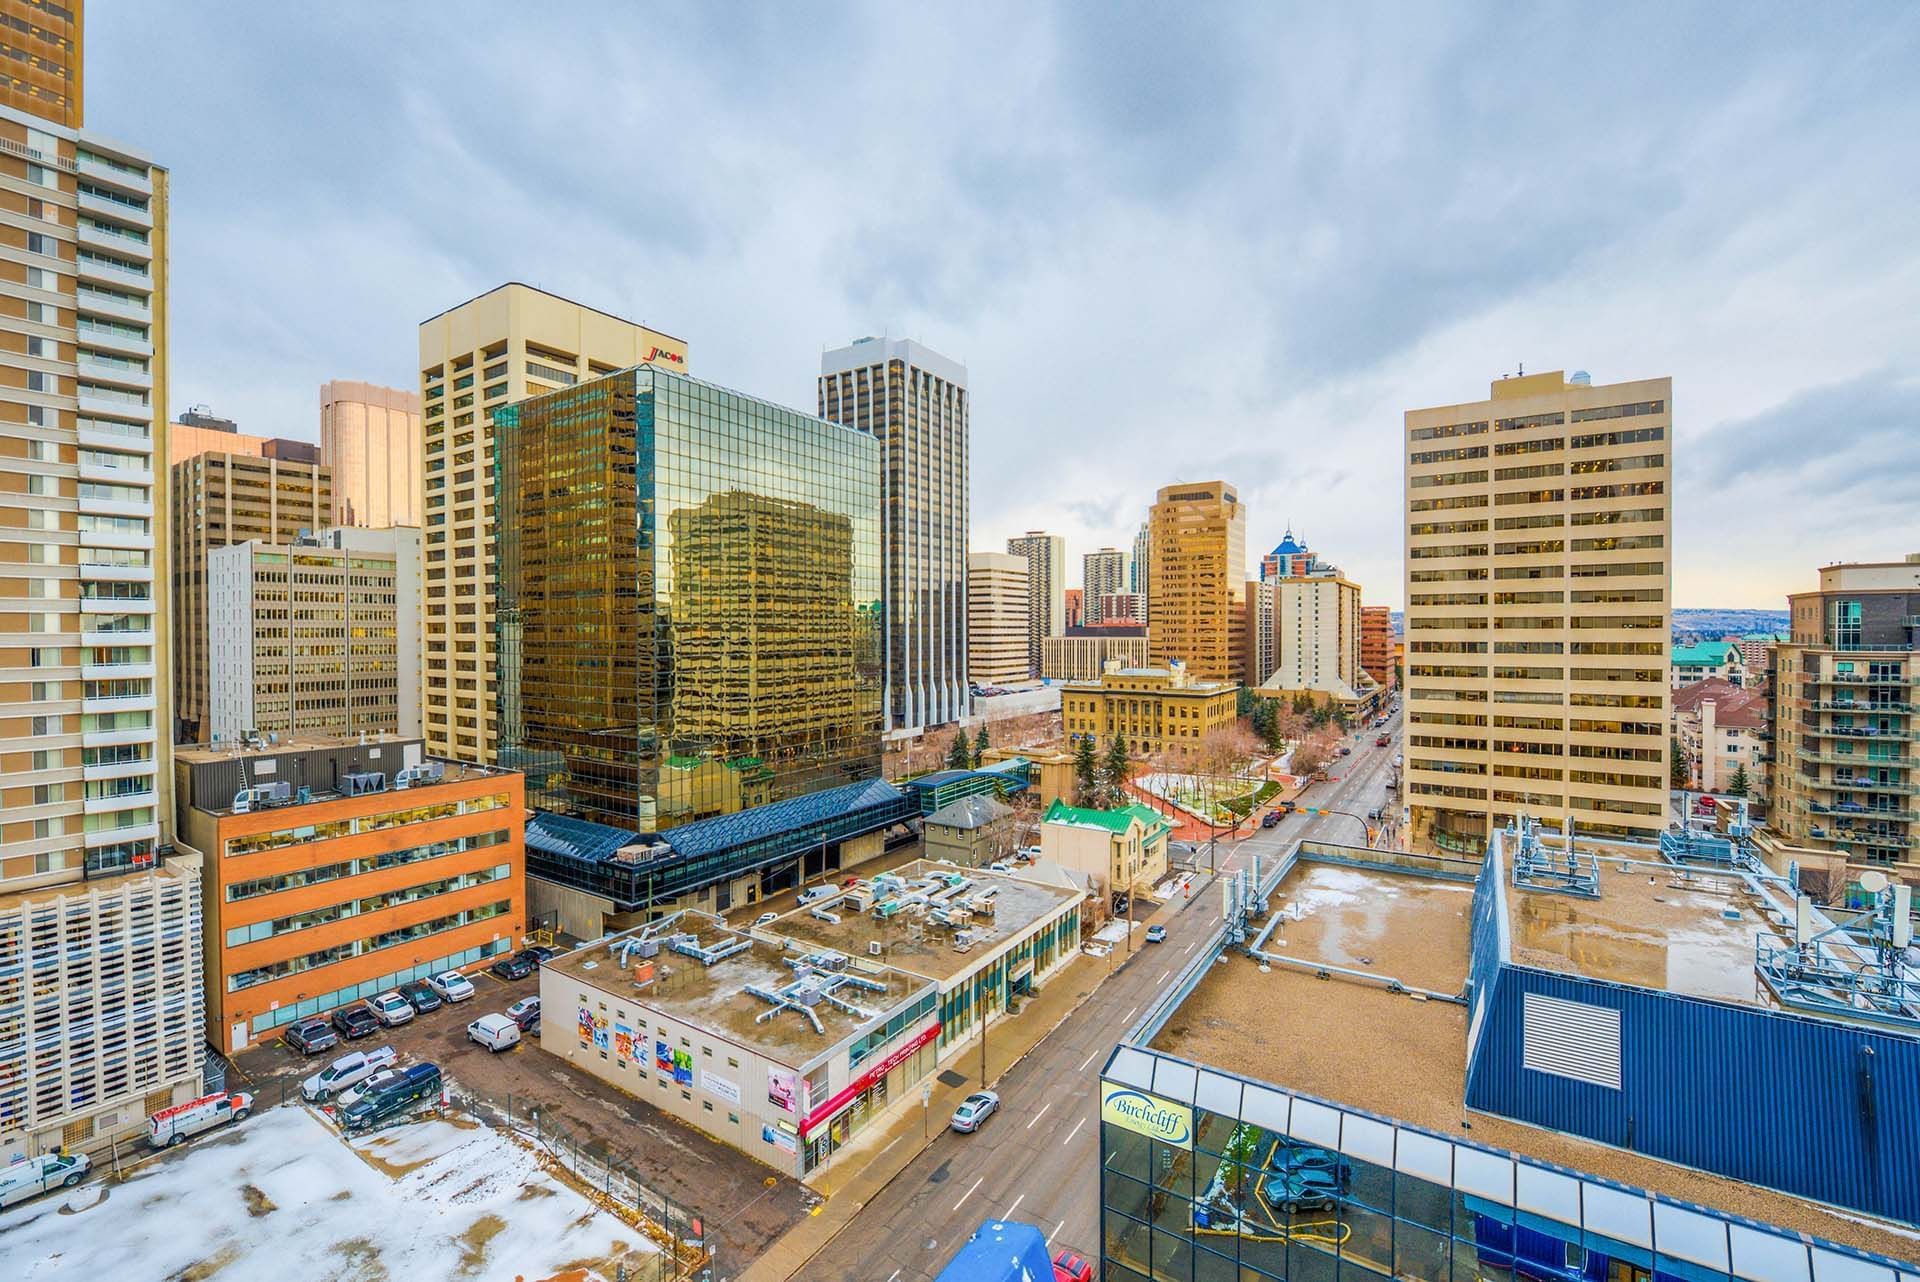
left=1807, top=700, right=1913, bottom=713
left=1796, top=748, right=1911, bottom=768
left=1798, top=773, right=1919, bottom=796
left=1808, top=800, right=1916, bottom=822
left=1803, top=724, right=1916, bottom=741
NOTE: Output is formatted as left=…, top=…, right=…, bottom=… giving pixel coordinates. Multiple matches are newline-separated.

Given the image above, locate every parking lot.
left=230, top=963, right=814, bottom=1273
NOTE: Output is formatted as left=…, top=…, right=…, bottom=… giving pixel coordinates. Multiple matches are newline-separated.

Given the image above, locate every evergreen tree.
left=1104, top=733, right=1131, bottom=807
left=947, top=730, right=972, bottom=771
left=1670, top=736, right=1689, bottom=789
left=974, top=723, right=990, bottom=761
left=1727, top=764, right=1750, bottom=797
left=1073, top=735, right=1099, bottom=805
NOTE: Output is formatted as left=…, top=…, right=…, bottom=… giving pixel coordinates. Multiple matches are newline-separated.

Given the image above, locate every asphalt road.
left=796, top=715, right=1402, bottom=1281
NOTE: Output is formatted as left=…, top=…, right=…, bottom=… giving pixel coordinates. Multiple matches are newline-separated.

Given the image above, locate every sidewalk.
left=737, top=899, right=1183, bottom=1282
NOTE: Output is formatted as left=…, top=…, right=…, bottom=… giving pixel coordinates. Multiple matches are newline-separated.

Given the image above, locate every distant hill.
left=1387, top=608, right=1789, bottom=640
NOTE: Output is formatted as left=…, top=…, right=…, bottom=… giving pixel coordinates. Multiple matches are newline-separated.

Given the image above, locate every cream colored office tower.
left=0, top=1, right=208, bottom=1163
left=1083, top=547, right=1126, bottom=624
left=1006, top=530, right=1065, bottom=679
left=207, top=525, right=421, bottom=742
left=1271, top=571, right=1363, bottom=692
left=320, top=379, right=422, bottom=527
left=1403, top=370, right=1672, bottom=856
left=169, top=448, right=329, bottom=743
left=967, top=550, right=1029, bottom=688
left=1148, top=481, right=1246, bottom=681
left=417, top=283, right=687, bottom=764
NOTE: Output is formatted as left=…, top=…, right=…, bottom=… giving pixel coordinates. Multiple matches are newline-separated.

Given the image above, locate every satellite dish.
left=1860, top=870, right=1890, bottom=894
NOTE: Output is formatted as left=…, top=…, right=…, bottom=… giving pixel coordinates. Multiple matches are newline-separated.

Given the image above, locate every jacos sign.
left=1100, top=1083, right=1193, bottom=1148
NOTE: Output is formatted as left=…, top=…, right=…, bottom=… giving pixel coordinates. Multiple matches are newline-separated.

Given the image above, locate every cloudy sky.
left=93, top=3, right=1920, bottom=609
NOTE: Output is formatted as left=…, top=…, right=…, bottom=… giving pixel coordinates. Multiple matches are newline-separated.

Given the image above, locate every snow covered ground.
left=0, top=1106, right=657, bottom=1281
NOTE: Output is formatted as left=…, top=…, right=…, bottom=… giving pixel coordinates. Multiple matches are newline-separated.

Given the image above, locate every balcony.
left=78, top=562, right=153, bottom=583
left=1807, top=700, right=1912, bottom=713
left=81, top=725, right=153, bottom=750
left=77, top=355, right=152, bottom=391
left=81, top=693, right=155, bottom=716
left=77, top=289, right=151, bottom=325
left=82, top=820, right=159, bottom=849
left=82, top=757, right=154, bottom=783
left=1803, top=723, right=1915, bottom=742
left=77, top=389, right=153, bottom=422
left=77, top=153, right=152, bottom=196
left=1808, top=800, right=1915, bottom=822
left=81, top=626, right=153, bottom=648
left=83, top=787, right=154, bottom=816
left=1798, top=773, right=1918, bottom=795
left=79, top=596, right=155, bottom=615
left=76, top=255, right=152, bottom=293
left=76, top=325, right=153, bottom=361
left=1796, top=748, right=1910, bottom=767
left=77, top=419, right=152, bottom=453
left=77, top=220, right=152, bottom=261
left=76, top=495, right=151, bottom=520
left=78, top=458, right=152, bottom=485
left=77, top=189, right=152, bottom=228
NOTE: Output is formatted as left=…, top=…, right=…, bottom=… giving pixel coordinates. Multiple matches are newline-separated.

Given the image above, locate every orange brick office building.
left=174, top=735, right=525, bottom=1053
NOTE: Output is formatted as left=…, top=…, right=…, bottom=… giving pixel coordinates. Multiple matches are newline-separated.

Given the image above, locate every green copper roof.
left=1043, top=798, right=1172, bottom=837
left=1672, top=641, right=1741, bottom=666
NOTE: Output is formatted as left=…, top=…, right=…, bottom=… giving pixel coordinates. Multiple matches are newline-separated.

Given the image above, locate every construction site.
left=1100, top=805, right=1920, bottom=1282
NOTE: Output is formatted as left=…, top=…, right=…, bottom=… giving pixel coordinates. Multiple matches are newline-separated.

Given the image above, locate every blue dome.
left=1270, top=528, right=1305, bottom=557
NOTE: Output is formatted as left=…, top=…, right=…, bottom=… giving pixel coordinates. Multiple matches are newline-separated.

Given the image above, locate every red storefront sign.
left=798, top=1021, right=941, bottom=1139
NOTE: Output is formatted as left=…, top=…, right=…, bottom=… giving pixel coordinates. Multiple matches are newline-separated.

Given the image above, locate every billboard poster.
left=672, top=1047, right=694, bottom=1086
left=593, top=1017, right=610, bottom=1053
left=576, top=1005, right=594, bottom=1046
left=768, top=1066, right=800, bottom=1112
left=761, top=1123, right=797, bottom=1154
left=654, top=1040, right=673, bottom=1077
left=704, top=1072, right=742, bottom=1106
left=613, top=1023, right=634, bottom=1065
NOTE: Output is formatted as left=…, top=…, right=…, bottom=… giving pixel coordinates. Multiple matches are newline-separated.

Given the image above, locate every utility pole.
left=978, top=996, right=991, bottom=1084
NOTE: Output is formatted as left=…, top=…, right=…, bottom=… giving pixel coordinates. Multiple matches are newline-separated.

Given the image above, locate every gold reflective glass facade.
left=496, top=368, right=882, bottom=830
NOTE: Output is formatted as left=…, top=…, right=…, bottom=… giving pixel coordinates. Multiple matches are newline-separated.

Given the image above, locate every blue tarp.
left=933, top=1220, right=1054, bottom=1282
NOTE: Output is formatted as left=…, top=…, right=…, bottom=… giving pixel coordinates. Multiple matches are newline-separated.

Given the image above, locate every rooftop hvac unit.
left=342, top=771, right=388, bottom=796
left=867, top=941, right=883, bottom=957
left=635, top=939, right=660, bottom=959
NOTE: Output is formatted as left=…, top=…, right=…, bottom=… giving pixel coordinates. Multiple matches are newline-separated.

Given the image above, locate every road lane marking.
left=954, top=1175, right=984, bottom=1211
left=1183, top=940, right=1197, bottom=956
left=1159, top=968, right=1172, bottom=983
left=1049, top=1218, right=1067, bottom=1245
left=1008, top=1192, right=1026, bottom=1217
left=1063, top=1116, right=1086, bottom=1145
left=1026, top=1100, right=1052, bottom=1129
left=1123, top=1005, right=1137, bottom=1023
left=886, top=1272, right=902, bottom=1282
left=1077, top=1048, right=1100, bottom=1072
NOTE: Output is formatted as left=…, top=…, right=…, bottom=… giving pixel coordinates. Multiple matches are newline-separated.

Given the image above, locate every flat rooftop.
left=1508, top=861, right=1787, bottom=1008
left=548, top=913, right=931, bottom=1066
left=1152, top=860, right=1915, bottom=1262
left=174, top=732, right=422, bottom=765
left=761, top=860, right=1079, bottom=985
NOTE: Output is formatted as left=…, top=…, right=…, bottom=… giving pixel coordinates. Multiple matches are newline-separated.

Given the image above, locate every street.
left=794, top=715, right=1401, bottom=1280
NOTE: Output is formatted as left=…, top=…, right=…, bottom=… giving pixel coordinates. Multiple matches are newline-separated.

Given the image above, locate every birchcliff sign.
left=1100, top=1083, right=1193, bottom=1148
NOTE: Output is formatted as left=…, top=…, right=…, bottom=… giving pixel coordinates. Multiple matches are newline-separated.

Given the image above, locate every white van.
left=148, top=1091, right=254, bottom=1148
left=0, top=1151, right=89, bottom=1208
left=467, top=1012, right=521, bottom=1053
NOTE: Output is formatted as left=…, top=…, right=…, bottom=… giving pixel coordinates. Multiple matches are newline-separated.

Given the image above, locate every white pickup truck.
left=301, top=1045, right=398, bottom=1103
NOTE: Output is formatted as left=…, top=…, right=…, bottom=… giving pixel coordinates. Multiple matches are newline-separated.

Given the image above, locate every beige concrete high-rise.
left=1403, top=370, right=1672, bottom=856
left=320, top=379, right=422, bottom=528
left=418, top=283, right=686, bottom=764
left=169, top=448, right=330, bottom=742
left=1083, top=547, right=1126, bottom=624
left=1148, top=481, right=1246, bottom=681
left=967, top=551, right=1029, bottom=689
left=0, top=0, right=208, bottom=1164
left=1006, top=530, right=1065, bottom=679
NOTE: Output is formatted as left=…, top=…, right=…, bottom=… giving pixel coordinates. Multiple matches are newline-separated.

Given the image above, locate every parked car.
left=1375, top=733, right=1391, bottom=747
left=331, top=1002, right=380, bottom=1040
left=523, top=945, right=563, bottom=965
left=399, top=979, right=443, bottom=1013
left=752, top=912, right=779, bottom=928
left=505, top=995, right=542, bottom=1032
left=1145, top=924, right=1168, bottom=944
left=489, top=952, right=536, bottom=981
left=283, top=1017, right=339, bottom=1056
left=426, top=970, right=475, bottom=1003
left=336, top=1067, right=402, bottom=1110
left=0, top=1151, right=89, bottom=1209
left=339, top=1064, right=441, bottom=1132
left=368, top=991, right=415, bottom=1028
left=148, top=1091, right=254, bottom=1149
left=796, top=886, right=837, bottom=905
left=1053, top=1249, right=1094, bottom=1282
left=1264, top=1166, right=1344, bottom=1215
left=468, top=1012, right=522, bottom=1053
left=988, top=862, right=1012, bottom=874
left=950, top=1090, right=1000, bottom=1133
left=302, top=1045, right=398, bottom=1103
left=1337, top=746, right=1352, bottom=757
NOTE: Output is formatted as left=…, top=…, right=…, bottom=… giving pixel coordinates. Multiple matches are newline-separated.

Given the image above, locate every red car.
left=1374, top=733, right=1390, bottom=747
left=1054, top=1250, right=1093, bottom=1282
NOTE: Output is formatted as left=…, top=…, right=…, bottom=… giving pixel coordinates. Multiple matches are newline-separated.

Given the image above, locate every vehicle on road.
left=399, top=979, right=443, bottom=1013
left=752, top=911, right=778, bottom=927
left=950, top=1090, right=1000, bottom=1133
left=331, top=1002, right=380, bottom=1040
left=148, top=1091, right=254, bottom=1148
left=489, top=952, right=536, bottom=981
left=339, top=1063, right=442, bottom=1132
left=1277, top=800, right=1298, bottom=815
left=283, top=1016, right=339, bottom=1056
left=988, top=861, right=1012, bottom=874
left=467, top=1012, right=522, bottom=1053
left=506, top=994, right=541, bottom=1032
left=0, top=1151, right=89, bottom=1208
left=1260, top=810, right=1281, bottom=829
left=368, top=991, right=415, bottom=1027
left=797, top=886, right=837, bottom=905
left=1053, top=1249, right=1094, bottom=1282
left=1375, top=733, right=1391, bottom=747
left=426, top=970, right=475, bottom=1003
left=302, top=1045, right=397, bottom=1103
left=1145, top=924, right=1168, bottom=943
left=1337, top=745, right=1352, bottom=757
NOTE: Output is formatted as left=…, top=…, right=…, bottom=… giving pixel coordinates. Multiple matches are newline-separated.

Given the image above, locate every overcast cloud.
left=92, top=2, right=1920, bottom=608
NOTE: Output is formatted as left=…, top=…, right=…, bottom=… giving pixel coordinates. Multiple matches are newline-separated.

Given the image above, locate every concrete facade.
left=967, top=550, right=1030, bottom=689
left=1039, top=799, right=1170, bottom=895
left=1404, top=371, right=1672, bottom=855
left=1007, top=531, right=1066, bottom=679
left=319, top=379, right=422, bottom=529
left=1673, top=677, right=1766, bottom=797
left=1149, top=481, right=1245, bottom=681
left=1061, top=661, right=1238, bottom=755
left=1042, top=633, right=1149, bottom=683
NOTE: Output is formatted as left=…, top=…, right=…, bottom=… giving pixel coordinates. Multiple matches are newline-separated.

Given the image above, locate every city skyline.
left=82, top=6, right=1920, bottom=611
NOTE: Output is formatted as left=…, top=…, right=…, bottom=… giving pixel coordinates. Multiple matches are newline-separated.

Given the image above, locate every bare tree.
left=1289, top=726, right=1341, bottom=781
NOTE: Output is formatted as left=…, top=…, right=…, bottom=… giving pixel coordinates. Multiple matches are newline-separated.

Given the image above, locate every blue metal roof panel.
left=660, top=777, right=908, bottom=859
left=526, top=811, right=640, bottom=865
